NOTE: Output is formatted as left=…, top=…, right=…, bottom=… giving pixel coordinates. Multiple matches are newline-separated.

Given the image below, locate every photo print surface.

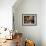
left=22, top=14, right=37, bottom=26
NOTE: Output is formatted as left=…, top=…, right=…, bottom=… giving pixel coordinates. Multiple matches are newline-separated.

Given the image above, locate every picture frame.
left=22, top=14, right=37, bottom=26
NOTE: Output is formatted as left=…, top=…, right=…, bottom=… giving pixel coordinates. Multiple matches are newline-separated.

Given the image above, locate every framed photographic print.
left=22, top=14, right=37, bottom=26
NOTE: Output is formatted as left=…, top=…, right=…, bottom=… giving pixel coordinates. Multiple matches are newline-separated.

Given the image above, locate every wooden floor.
left=0, top=39, right=16, bottom=46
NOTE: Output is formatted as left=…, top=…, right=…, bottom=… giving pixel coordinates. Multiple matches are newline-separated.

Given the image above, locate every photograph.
left=22, top=14, right=37, bottom=26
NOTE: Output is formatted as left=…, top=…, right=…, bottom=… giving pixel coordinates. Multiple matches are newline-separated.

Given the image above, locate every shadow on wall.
left=12, top=0, right=24, bottom=10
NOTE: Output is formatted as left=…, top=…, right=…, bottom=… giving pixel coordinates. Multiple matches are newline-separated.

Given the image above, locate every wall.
left=13, top=0, right=41, bottom=46
left=41, top=0, right=46, bottom=46
left=0, top=0, right=16, bottom=30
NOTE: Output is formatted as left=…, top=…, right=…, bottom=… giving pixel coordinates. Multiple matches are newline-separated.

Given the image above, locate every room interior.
left=0, top=0, right=46, bottom=46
